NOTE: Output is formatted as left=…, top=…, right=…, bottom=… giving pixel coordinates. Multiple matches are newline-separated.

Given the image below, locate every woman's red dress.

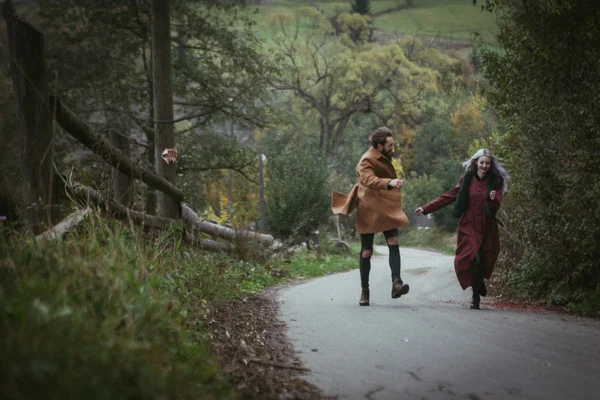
left=422, top=175, right=504, bottom=289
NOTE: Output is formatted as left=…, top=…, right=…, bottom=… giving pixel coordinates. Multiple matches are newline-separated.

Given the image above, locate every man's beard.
left=382, top=149, right=393, bottom=159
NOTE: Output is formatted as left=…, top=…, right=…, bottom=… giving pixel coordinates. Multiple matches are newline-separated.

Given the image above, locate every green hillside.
left=250, top=0, right=499, bottom=45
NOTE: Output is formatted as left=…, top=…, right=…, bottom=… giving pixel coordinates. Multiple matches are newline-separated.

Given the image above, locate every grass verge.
left=397, top=227, right=456, bottom=255
left=0, top=212, right=358, bottom=399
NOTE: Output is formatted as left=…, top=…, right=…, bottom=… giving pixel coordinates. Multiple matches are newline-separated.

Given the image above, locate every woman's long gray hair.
left=462, top=149, right=510, bottom=192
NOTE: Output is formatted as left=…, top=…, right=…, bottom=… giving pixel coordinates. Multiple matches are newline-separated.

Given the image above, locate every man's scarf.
left=453, top=171, right=498, bottom=218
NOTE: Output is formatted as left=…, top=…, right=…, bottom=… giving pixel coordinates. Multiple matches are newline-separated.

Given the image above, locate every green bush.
left=506, top=249, right=598, bottom=312
left=411, top=117, right=454, bottom=178
left=403, top=172, right=458, bottom=232
left=410, top=116, right=462, bottom=232
left=481, top=0, right=600, bottom=309
left=265, top=147, right=331, bottom=240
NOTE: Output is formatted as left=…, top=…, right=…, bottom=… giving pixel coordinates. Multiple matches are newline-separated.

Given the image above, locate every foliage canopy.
left=480, top=0, right=600, bottom=305
left=266, top=8, right=457, bottom=157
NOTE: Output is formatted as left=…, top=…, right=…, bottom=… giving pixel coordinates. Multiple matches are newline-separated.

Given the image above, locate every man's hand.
left=415, top=207, right=424, bottom=216
left=490, top=190, right=497, bottom=201
left=388, top=179, right=404, bottom=189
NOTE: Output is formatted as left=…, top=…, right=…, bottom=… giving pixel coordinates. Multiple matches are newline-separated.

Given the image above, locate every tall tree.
left=257, top=153, right=265, bottom=231
left=351, top=0, right=371, bottom=15
left=0, top=4, right=19, bottom=224
left=151, top=0, right=178, bottom=218
left=478, top=0, right=600, bottom=301
left=268, top=8, right=442, bottom=157
left=35, top=0, right=276, bottom=213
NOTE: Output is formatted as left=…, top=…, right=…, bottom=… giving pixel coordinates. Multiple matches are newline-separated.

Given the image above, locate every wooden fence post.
left=6, top=15, right=57, bottom=233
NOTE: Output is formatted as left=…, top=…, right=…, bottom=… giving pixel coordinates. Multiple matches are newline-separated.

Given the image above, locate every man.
left=332, top=126, right=410, bottom=306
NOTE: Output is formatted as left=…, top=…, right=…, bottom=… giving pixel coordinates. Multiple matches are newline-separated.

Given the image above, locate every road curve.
left=277, top=246, right=600, bottom=400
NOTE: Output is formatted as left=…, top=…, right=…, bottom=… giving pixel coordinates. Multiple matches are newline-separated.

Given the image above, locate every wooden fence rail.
left=48, top=102, right=275, bottom=249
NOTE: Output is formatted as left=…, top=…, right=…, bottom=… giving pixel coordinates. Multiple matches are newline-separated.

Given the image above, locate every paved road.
left=278, top=246, right=600, bottom=400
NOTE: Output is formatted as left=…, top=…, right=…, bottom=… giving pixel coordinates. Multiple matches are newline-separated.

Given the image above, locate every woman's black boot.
left=471, top=251, right=487, bottom=297
left=471, top=263, right=487, bottom=297
left=470, top=291, right=481, bottom=310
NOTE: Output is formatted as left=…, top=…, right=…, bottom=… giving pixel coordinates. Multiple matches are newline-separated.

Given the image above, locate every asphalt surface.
left=278, top=246, right=600, bottom=400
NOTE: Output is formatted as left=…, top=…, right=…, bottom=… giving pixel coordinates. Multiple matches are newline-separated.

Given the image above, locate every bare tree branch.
left=50, top=96, right=185, bottom=203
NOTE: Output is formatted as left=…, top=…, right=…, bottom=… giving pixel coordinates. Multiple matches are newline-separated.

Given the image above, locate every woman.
left=415, top=149, right=509, bottom=309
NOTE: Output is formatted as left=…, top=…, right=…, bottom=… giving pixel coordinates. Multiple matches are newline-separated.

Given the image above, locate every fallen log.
left=36, top=207, right=92, bottom=240
left=182, top=229, right=231, bottom=253
left=181, top=203, right=274, bottom=246
left=50, top=96, right=184, bottom=203
left=69, top=183, right=272, bottom=246
left=198, top=238, right=231, bottom=253
left=67, top=181, right=232, bottom=252
left=69, top=182, right=181, bottom=230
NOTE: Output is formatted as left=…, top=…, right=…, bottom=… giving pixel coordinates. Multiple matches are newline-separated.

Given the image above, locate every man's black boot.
left=391, top=278, right=409, bottom=299
left=359, top=288, right=370, bottom=306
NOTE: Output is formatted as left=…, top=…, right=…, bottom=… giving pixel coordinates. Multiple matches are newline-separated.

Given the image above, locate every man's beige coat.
left=331, top=147, right=409, bottom=234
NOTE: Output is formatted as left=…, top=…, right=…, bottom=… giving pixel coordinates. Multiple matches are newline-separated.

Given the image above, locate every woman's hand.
left=490, top=190, right=497, bottom=201
left=415, top=207, right=424, bottom=216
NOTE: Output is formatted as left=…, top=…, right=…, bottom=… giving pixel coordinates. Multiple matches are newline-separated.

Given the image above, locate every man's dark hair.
left=369, top=126, right=393, bottom=147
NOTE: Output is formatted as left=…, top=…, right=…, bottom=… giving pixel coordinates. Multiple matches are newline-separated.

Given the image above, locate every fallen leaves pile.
left=205, top=290, right=326, bottom=399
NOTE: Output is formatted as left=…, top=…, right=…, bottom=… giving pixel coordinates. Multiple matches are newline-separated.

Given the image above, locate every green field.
left=249, top=0, right=499, bottom=45
left=373, top=0, right=498, bottom=43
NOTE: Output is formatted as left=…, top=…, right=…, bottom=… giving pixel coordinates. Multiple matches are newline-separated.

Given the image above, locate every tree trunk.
left=320, top=112, right=330, bottom=154
left=258, top=153, right=265, bottom=231
left=144, top=96, right=157, bottom=214
left=110, top=130, right=133, bottom=207
left=227, top=169, right=232, bottom=219
left=151, top=0, right=179, bottom=218
left=227, top=121, right=234, bottom=220
left=144, top=126, right=157, bottom=214
left=2, top=0, right=15, bottom=19
left=6, top=15, right=57, bottom=233
left=142, top=30, right=157, bottom=215
left=330, top=116, right=351, bottom=158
